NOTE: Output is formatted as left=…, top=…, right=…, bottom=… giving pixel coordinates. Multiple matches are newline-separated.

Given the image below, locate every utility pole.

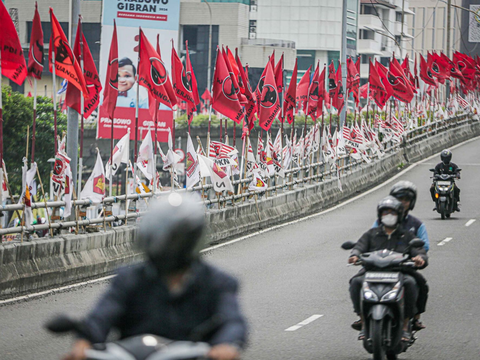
left=340, top=0, right=347, bottom=127
left=400, top=0, right=405, bottom=59
left=67, top=0, right=80, bottom=194
left=446, top=0, right=452, bottom=101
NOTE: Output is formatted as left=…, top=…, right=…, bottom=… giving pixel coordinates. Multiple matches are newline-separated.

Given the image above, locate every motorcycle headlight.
left=381, top=281, right=401, bottom=302
left=363, top=282, right=379, bottom=301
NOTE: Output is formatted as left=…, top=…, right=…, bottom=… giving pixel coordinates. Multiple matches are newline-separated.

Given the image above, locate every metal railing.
left=0, top=113, right=474, bottom=238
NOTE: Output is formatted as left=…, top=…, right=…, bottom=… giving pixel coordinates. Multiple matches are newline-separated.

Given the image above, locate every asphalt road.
left=1, top=137, right=480, bottom=360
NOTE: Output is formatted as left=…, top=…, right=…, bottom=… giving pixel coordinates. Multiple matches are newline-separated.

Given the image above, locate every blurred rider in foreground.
left=63, top=193, right=248, bottom=360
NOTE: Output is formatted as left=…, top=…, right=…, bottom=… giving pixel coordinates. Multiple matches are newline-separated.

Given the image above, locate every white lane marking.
left=285, top=314, right=324, bottom=332
left=202, top=135, right=480, bottom=254
left=438, top=237, right=453, bottom=246
left=3, top=135, right=480, bottom=305
left=465, top=219, right=476, bottom=227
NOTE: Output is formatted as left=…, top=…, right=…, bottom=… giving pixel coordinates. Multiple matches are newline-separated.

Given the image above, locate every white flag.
left=80, top=151, right=105, bottom=204
left=63, top=163, right=73, bottom=218
left=137, top=129, right=155, bottom=181
left=186, top=133, right=200, bottom=189
left=248, top=173, right=268, bottom=192
left=20, top=160, right=37, bottom=226
left=198, top=155, right=234, bottom=193
left=106, top=131, right=130, bottom=178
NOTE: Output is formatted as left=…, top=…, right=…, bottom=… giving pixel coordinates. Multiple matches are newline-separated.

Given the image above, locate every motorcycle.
left=342, top=239, right=425, bottom=360
left=430, top=168, right=461, bottom=219
left=45, top=314, right=211, bottom=360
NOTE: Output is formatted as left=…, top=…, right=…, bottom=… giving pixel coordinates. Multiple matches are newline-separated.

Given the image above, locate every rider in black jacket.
left=348, top=196, right=428, bottom=342
left=430, top=149, right=461, bottom=211
left=63, top=194, right=248, bottom=360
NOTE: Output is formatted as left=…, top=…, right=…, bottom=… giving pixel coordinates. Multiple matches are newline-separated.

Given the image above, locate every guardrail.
left=0, top=113, right=473, bottom=238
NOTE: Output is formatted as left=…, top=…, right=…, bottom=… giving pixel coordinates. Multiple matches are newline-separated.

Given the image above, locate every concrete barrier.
left=1, top=119, right=479, bottom=299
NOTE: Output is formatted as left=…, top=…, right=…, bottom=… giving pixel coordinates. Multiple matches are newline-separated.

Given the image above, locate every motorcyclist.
left=63, top=193, right=248, bottom=360
left=367, top=181, right=429, bottom=331
left=348, top=196, right=428, bottom=342
left=430, top=149, right=461, bottom=211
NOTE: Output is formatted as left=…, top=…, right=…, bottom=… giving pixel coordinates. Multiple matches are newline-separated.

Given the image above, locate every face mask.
left=381, top=214, right=398, bottom=227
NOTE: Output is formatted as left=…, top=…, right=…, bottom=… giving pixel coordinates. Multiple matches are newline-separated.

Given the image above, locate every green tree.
left=2, top=86, right=67, bottom=195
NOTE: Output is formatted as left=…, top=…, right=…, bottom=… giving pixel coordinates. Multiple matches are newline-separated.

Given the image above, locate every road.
left=1, top=137, right=480, bottom=360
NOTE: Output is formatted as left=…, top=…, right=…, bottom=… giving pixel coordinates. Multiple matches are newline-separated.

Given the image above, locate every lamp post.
left=204, top=0, right=213, bottom=93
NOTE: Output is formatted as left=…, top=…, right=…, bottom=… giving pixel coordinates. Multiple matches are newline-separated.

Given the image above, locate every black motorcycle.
left=45, top=314, right=211, bottom=360
left=430, top=169, right=461, bottom=219
left=342, top=239, right=425, bottom=360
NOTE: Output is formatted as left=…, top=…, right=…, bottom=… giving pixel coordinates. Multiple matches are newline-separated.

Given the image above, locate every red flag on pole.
left=255, top=55, right=275, bottom=111
left=138, top=29, right=177, bottom=108
left=296, top=66, right=311, bottom=111
left=65, top=19, right=103, bottom=118
left=442, top=52, right=463, bottom=81
left=375, top=60, right=394, bottom=100
left=388, top=57, right=414, bottom=103
left=347, top=57, right=360, bottom=105
left=330, top=60, right=345, bottom=112
left=307, top=63, right=320, bottom=119
left=401, top=55, right=416, bottom=90
left=101, top=20, right=119, bottom=121
left=222, top=47, right=244, bottom=104
left=0, top=1, right=27, bottom=85
left=211, top=48, right=244, bottom=123
left=316, top=65, right=326, bottom=119
left=27, top=2, right=44, bottom=79
left=235, top=49, right=256, bottom=129
left=419, top=54, right=437, bottom=87
left=274, top=53, right=284, bottom=93
left=172, top=45, right=196, bottom=105
left=258, top=60, right=280, bottom=131
left=283, top=59, right=297, bottom=124
left=369, top=59, right=389, bottom=109
left=430, top=52, right=448, bottom=84
left=49, top=9, right=87, bottom=95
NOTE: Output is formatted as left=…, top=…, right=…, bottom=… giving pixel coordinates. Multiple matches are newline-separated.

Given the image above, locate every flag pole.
left=134, top=28, right=141, bottom=201
left=52, top=47, right=58, bottom=154
left=78, top=16, right=85, bottom=199
left=31, top=78, right=38, bottom=163
left=153, top=99, right=158, bottom=194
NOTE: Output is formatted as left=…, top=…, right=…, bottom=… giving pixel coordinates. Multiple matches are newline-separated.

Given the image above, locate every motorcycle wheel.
left=386, top=352, right=397, bottom=360
left=439, top=202, right=446, bottom=220
left=446, top=213, right=451, bottom=219
left=372, top=319, right=387, bottom=360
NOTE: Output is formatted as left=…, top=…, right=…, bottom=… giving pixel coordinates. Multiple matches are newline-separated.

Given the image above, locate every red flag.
left=138, top=29, right=176, bottom=108
left=388, top=57, right=414, bottom=103
left=375, top=60, right=394, bottom=100
left=27, top=2, right=44, bottom=79
left=347, top=57, right=360, bottom=105
left=226, top=47, right=239, bottom=85
left=49, top=9, right=87, bottom=95
left=235, top=49, right=256, bottom=129
left=419, top=54, right=437, bottom=87
left=430, top=52, right=448, bottom=84
left=202, top=88, right=212, bottom=103
left=101, top=20, right=119, bottom=120
left=307, top=63, right=320, bottom=119
left=258, top=60, right=280, bottom=131
left=0, top=1, right=27, bottom=85
left=316, top=66, right=326, bottom=119
left=65, top=19, right=103, bottom=119
left=222, top=47, right=244, bottom=104
left=274, top=53, right=284, bottom=93
left=453, top=51, right=476, bottom=81
left=157, top=37, right=177, bottom=107
left=172, top=45, right=196, bottom=105
left=369, top=59, right=389, bottom=108
left=331, top=61, right=345, bottom=112
left=211, top=48, right=244, bottom=123
left=401, top=55, right=416, bottom=90
left=296, top=66, right=311, bottom=110
left=255, top=55, right=276, bottom=111
left=441, top=52, right=463, bottom=81
left=328, top=60, right=336, bottom=104
left=283, top=59, right=297, bottom=124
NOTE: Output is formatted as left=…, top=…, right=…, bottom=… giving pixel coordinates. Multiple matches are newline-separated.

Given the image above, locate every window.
left=396, top=12, right=403, bottom=22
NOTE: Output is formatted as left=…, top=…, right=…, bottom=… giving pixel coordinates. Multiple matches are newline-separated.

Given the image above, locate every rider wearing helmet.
left=430, top=149, right=461, bottom=211
left=63, top=193, right=248, bottom=360
left=369, top=181, right=429, bottom=330
left=348, top=196, right=428, bottom=342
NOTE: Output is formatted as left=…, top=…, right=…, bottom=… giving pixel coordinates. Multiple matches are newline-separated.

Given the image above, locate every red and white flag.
left=198, top=155, right=234, bottom=193
left=80, top=151, right=105, bottom=204
left=136, top=128, right=155, bottom=181
left=105, top=130, right=129, bottom=178
left=186, top=133, right=200, bottom=189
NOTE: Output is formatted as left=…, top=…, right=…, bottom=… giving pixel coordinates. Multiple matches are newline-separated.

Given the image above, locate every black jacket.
left=82, top=260, right=248, bottom=348
left=434, top=162, right=460, bottom=176
left=351, top=225, right=428, bottom=268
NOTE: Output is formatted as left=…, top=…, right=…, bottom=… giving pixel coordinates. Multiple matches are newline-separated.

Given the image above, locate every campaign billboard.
left=97, top=0, right=180, bottom=142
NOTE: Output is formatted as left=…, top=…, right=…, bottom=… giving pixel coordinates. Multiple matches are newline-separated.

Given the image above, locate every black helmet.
left=440, top=149, right=452, bottom=165
left=137, top=193, right=205, bottom=275
left=390, top=180, right=417, bottom=211
left=377, top=196, right=404, bottom=226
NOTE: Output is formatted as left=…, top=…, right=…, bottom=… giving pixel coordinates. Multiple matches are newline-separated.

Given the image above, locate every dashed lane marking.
left=438, top=237, right=453, bottom=246
left=285, top=315, right=324, bottom=332
left=465, top=219, right=476, bottom=227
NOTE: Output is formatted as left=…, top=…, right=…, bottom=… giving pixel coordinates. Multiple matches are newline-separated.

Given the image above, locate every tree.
left=2, top=86, right=67, bottom=195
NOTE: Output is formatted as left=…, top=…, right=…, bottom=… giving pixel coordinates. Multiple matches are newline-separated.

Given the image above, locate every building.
left=407, top=0, right=463, bottom=58
left=357, top=0, right=414, bottom=81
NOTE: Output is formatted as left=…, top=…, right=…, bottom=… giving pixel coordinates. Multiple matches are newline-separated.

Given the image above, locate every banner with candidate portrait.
left=97, top=0, right=181, bottom=142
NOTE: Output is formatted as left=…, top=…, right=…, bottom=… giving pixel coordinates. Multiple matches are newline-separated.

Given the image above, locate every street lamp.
left=204, top=0, right=213, bottom=94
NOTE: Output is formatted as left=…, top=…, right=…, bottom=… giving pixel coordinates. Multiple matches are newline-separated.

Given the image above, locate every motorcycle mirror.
left=457, top=168, right=462, bottom=172
left=44, top=314, right=81, bottom=334
left=341, top=241, right=356, bottom=250
left=409, top=239, right=425, bottom=249
left=429, top=168, right=435, bottom=172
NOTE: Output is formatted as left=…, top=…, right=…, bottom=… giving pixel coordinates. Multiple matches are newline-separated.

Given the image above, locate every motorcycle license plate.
left=365, top=272, right=399, bottom=283
left=437, top=181, right=451, bottom=186
left=440, top=196, right=446, bottom=201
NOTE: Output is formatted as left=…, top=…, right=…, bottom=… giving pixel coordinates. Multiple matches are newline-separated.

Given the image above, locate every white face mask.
left=381, top=214, right=398, bottom=227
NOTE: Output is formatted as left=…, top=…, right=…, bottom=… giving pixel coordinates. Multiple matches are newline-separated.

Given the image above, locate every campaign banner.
left=97, top=0, right=180, bottom=142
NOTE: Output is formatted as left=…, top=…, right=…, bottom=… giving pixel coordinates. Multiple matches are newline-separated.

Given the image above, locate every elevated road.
left=1, top=137, right=480, bottom=359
